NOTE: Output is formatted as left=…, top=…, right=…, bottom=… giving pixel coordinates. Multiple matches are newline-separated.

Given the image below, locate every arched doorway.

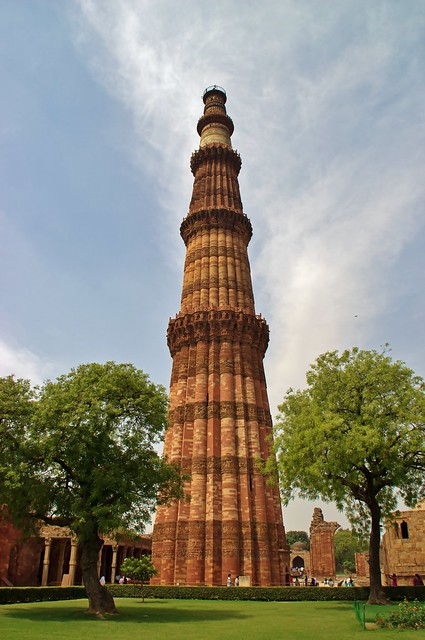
left=292, top=555, right=304, bottom=570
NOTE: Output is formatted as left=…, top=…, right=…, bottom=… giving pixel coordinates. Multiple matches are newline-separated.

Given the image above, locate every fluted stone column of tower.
left=152, top=86, right=289, bottom=586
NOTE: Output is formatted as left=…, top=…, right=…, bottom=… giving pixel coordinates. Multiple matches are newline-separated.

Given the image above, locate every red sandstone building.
left=151, top=86, right=290, bottom=586
left=0, top=508, right=151, bottom=587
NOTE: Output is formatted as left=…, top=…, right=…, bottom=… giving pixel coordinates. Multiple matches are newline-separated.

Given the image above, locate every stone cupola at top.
left=198, top=85, right=234, bottom=148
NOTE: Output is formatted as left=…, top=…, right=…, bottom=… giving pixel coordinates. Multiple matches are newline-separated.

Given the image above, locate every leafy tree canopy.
left=0, top=362, right=185, bottom=615
left=286, top=530, right=310, bottom=549
left=270, top=347, right=425, bottom=603
left=334, top=529, right=366, bottom=573
left=120, top=556, right=157, bottom=601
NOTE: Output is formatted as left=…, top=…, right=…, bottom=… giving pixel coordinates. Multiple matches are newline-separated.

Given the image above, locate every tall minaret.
left=152, top=86, right=289, bottom=586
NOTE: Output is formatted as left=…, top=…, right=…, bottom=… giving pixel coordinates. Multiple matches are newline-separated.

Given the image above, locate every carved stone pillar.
left=97, top=547, right=102, bottom=577
left=41, top=538, right=52, bottom=586
left=68, top=540, right=78, bottom=586
left=111, top=545, right=118, bottom=584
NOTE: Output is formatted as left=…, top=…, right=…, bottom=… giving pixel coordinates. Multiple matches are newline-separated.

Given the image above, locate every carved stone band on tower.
left=151, top=86, right=290, bottom=586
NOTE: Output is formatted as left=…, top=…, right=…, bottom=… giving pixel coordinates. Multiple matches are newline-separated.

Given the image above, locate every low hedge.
left=107, top=584, right=425, bottom=602
left=2, top=584, right=424, bottom=605
left=0, top=586, right=86, bottom=605
left=108, top=584, right=368, bottom=601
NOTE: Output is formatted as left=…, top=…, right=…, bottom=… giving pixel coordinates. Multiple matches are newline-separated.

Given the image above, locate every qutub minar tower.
left=152, top=86, right=290, bottom=586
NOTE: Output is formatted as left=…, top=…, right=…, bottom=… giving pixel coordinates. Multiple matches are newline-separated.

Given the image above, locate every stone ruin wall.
left=309, top=507, right=340, bottom=580
left=380, top=506, right=425, bottom=586
left=0, top=509, right=42, bottom=586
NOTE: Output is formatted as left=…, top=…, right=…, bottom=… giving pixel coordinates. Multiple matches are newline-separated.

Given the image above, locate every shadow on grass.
left=3, top=600, right=251, bottom=625
left=279, top=601, right=352, bottom=612
left=314, top=602, right=353, bottom=610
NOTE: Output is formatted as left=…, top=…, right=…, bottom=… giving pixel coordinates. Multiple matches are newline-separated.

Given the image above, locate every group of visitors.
left=290, top=574, right=356, bottom=587
left=338, top=576, right=354, bottom=587
left=387, top=573, right=424, bottom=586
left=99, top=574, right=131, bottom=585
left=106, top=569, right=424, bottom=588
left=290, top=574, right=338, bottom=587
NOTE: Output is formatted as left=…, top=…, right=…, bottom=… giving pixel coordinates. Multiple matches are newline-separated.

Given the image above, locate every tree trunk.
left=367, top=497, right=389, bottom=605
left=79, top=530, right=118, bottom=616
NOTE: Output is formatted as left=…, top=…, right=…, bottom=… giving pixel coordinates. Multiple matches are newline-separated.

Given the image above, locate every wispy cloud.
left=2, top=1, right=422, bottom=530
left=0, top=339, right=49, bottom=384
left=73, top=0, right=425, bottom=415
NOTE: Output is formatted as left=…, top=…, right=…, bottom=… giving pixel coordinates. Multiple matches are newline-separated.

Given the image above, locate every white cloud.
left=260, top=146, right=424, bottom=411
left=67, top=0, right=425, bottom=531
left=0, top=340, right=48, bottom=385
left=0, top=0, right=422, bottom=536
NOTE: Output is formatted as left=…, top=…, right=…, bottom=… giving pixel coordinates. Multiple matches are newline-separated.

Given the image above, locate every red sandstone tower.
left=152, top=86, right=289, bottom=586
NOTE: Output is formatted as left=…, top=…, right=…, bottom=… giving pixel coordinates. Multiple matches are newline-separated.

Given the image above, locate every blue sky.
left=1, top=1, right=424, bottom=532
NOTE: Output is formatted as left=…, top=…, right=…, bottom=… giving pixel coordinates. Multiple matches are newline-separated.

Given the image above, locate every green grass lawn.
left=0, top=598, right=423, bottom=639
left=364, top=602, right=398, bottom=622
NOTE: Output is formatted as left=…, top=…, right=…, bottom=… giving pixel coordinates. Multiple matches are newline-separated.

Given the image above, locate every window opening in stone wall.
left=401, top=521, right=409, bottom=539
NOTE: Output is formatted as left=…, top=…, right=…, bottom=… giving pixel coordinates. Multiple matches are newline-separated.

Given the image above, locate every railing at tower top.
left=203, top=85, right=226, bottom=97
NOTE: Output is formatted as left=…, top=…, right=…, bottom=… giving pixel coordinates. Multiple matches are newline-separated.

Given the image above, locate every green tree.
left=334, top=529, right=366, bottom=573
left=270, top=347, right=425, bottom=604
left=120, top=556, right=157, bottom=601
left=0, top=363, right=185, bottom=616
left=285, top=530, right=310, bottom=549
left=0, top=375, right=35, bottom=469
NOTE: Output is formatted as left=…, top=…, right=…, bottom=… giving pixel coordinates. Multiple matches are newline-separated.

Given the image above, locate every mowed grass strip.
left=0, top=597, right=421, bottom=639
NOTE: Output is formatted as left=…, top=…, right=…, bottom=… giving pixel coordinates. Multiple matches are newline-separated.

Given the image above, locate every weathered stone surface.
left=152, top=87, right=289, bottom=586
left=0, top=507, right=151, bottom=587
left=380, top=504, right=425, bottom=586
left=0, top=510, right=42, bottom=586
left=309, top=507, right=339, bottom=580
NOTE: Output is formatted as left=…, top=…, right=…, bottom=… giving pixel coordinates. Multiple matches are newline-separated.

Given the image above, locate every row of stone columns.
left=41, top=538, right=78, bottom=586
left=40, top=538, right=145, bottom=586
